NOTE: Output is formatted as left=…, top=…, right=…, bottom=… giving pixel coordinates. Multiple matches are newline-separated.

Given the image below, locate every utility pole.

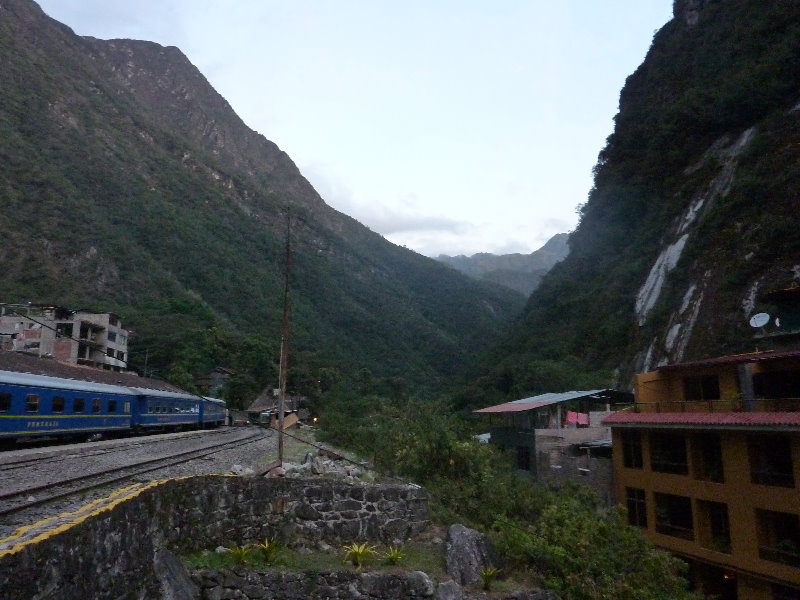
left=278, top=211, right=292, bottom=465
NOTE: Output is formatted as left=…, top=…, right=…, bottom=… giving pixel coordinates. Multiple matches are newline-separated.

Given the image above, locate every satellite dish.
left=749, top=313, right=770, bottom=328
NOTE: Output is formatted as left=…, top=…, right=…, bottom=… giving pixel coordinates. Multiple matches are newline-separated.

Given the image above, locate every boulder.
left=153, top=548, right=199, bottom=600
left=444, top=524, right=498, bottom=586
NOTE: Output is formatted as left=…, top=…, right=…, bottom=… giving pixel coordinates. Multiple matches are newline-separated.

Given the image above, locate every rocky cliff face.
left=488, top=0, right=800, bottom=392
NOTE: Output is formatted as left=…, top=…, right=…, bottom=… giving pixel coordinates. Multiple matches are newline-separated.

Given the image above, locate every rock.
left=153, top=548, right=199, bottom=600
left=407, top=571, right=435, bottom=597
left=436, top=579, right=464, bottom=600
left=266, top=466, right=285, bottom=477
left=445, top=524, right=498, bottom=586
left=310, top=456, right=326, bottom=475
left=230, top=464, right=255, bottom=476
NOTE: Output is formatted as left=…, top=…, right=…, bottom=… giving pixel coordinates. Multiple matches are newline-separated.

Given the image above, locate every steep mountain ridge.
left=437, top=233, right=569, bottom=295
left=0, top=0, right=525, bottom=400
left=481, top=0, right=800, bottom=399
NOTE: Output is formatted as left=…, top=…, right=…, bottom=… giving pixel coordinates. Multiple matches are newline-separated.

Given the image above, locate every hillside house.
left=0, top=304, right=129, bottom=372
left=475, top=389, right=633, bottom=484
left=604, top=349, right=800, bottom=599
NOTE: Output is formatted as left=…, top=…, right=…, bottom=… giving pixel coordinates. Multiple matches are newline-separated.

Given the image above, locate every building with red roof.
left=604, top=349, right=800, bottom=599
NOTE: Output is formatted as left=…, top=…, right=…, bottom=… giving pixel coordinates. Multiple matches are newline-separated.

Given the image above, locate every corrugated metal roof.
left=603, top=410, right=800, bottom=429
left=475, top=389, right=620, bottom=414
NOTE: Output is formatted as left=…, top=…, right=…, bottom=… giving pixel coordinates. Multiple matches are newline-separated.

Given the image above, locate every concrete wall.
left=0, top=476, right=428, bottom=600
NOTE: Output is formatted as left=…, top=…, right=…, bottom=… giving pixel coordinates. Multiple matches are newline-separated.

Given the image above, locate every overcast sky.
left=36, top=1, right=673, bottom=258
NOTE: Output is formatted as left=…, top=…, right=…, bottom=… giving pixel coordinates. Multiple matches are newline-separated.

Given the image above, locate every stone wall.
left=194, top=568, right=559, bottom=600
left=535, top=450, right=615, bottom=506
left=0, top=476, right=428, bottom=600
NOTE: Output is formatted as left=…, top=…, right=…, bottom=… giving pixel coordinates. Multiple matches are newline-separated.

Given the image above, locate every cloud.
left=301, top=161, right=466, bottom=234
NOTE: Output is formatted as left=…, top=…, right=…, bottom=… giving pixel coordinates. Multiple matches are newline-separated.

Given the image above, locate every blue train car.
left=200, top=396, right=227, bottom=428
left=130, top=388, right=202, bottom=431
left=0, top=369, right=135, bottom=439
left=0, top=367, right=228, bottom=442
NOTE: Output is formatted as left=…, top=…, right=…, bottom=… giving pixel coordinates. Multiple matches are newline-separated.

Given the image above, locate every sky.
left=36, top=1, right=673, bottom=258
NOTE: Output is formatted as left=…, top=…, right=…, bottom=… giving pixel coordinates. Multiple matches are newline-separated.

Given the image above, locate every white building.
left=0, top=304, right=129, bottom=371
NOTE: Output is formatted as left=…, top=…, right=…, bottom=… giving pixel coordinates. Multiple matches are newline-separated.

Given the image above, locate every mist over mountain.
left=437, top=233, right=569, bottom=296
left=0, top=0, right=525, bottom=403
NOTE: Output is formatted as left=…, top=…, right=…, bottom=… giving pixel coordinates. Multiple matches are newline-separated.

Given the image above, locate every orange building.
left=605, top=349, right=800, bottom=600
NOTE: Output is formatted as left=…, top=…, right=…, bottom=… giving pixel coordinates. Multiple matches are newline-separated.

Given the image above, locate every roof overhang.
left=475, top=389, right=633, bottom=414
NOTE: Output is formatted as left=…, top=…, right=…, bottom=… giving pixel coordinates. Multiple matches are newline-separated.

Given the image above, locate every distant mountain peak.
left=436, top=233, right=569, bottom=296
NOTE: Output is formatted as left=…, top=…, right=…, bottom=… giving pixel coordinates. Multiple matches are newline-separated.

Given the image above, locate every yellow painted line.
left=0, top=479, right=190, bottom=557
left=0, top=415, right=130, bottom=419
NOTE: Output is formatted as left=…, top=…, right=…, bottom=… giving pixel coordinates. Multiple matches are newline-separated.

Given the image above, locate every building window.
left=698, top=500, right=731, bottom=553
left=74, top=397, right=85, bottom=413
left=650, top=432, right=688, bottom=475
left=758, top=510, right=800, bottom=567
left=749, top=434, right=795, bottom=487
left=622, top=431, right=643, bottom=469
left=52, top=396, right=65, bottom=413
left=693, top=433, right=724, bottom=482
left=0, top=392, right=11, bottom=412
left=92, top=398, right=101, bottom=413
left=107, top=331, right=117, bottom=342
left=626, top=487, right=647, bottom=528
left=55, top=322, right=73, bottom=338
left=683, top=375, right=720, bottom=401
left=654, top=492, right=694, bottom=540
left=25, top=394, right=40, bottom=413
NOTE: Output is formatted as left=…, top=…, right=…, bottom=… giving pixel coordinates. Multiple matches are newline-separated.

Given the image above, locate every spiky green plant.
left=342, top=542, right=375, bottom=570
left=225, top=544, right=251, bottom=565
left=254, top=537, right=281, bottom=565
left=479, top=566, right=500, bottom=591
left=384, top=545, right=404, bottom=565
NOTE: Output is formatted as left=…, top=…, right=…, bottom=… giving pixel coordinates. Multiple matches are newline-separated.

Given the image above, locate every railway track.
left=0, top=427, right=268, bottom=520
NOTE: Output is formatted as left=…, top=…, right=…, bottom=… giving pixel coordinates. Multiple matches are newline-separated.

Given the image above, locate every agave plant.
left=343, top=542, right=376, bottom=570
left=384, top=545, right=404, bottom=565
left=225, top=544, right=252, bottom=565
left=479, top=566, right=500, bottom=591
left=254, top=537, right=281, bottom=565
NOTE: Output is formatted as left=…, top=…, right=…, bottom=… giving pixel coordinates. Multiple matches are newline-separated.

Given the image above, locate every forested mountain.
left=0, top=0, right=526, bottom=405
left=437, top=233, right=569, bottom=296
left=473, top=0, right=800, bottom=403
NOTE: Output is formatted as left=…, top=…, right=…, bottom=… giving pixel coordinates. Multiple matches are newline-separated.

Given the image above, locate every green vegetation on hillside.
left=316, top=386, right=699, bottom=599
left=0, top=0, right=525, bottom=406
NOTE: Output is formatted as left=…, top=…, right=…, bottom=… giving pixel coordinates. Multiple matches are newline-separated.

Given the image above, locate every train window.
left=74, top=397, right=85, bottom=413
left=123, top=401, right=131, bottom=414
left=92, top=398, right=101, bottom=413
left=108, top=399, right=117, bottom=413
left=0, top=393, right=11, bottom=412
left=26, top=394, right=40, bottom=413
left=52, top=396, right=65, bottom=413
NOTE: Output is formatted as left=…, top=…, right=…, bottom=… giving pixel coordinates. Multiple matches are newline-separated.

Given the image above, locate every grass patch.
left=183, top=541, right=445, bottom=576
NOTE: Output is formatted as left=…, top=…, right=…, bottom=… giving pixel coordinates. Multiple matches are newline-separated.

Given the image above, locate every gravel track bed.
left=0, top=426, right=280, bottom=539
